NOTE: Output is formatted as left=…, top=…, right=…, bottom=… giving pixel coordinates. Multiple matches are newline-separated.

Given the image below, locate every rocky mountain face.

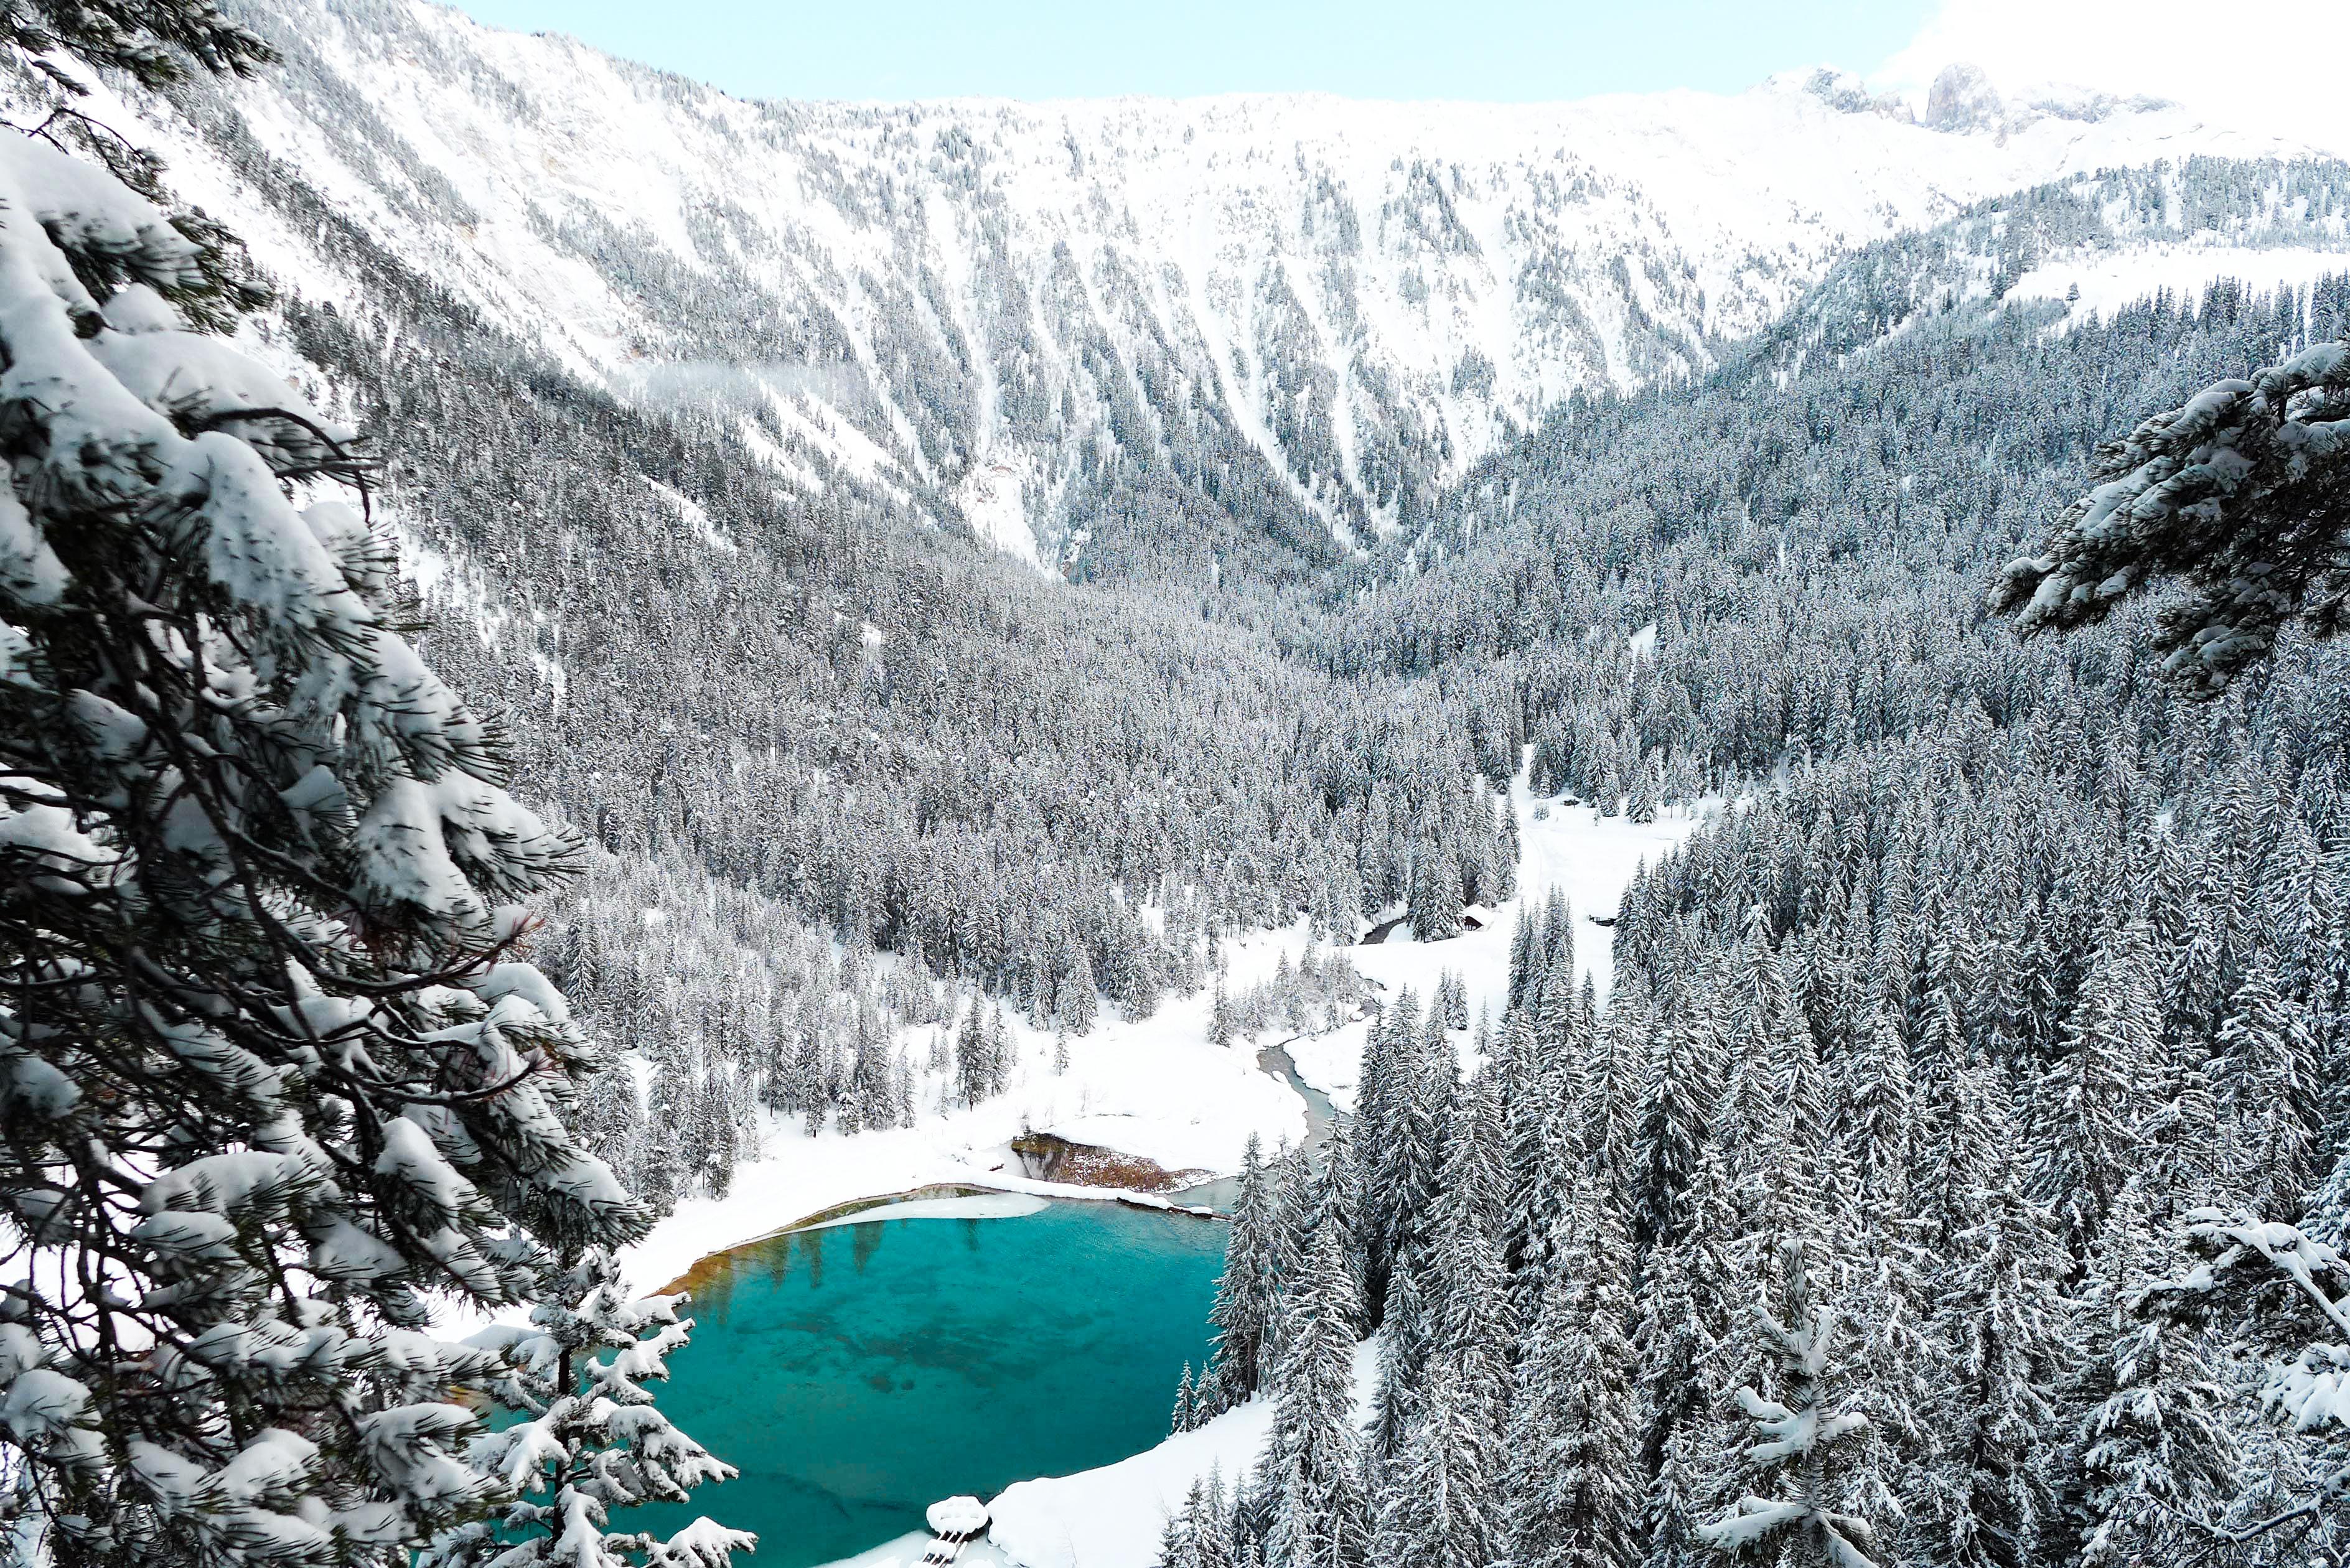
left=57, top=0, right=2333, bottom=575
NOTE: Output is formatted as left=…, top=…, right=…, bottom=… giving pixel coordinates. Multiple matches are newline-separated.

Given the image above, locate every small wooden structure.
left=920, top=1496, right=990, bottom=1565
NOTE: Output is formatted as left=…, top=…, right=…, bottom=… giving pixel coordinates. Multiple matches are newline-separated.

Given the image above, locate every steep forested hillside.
left=1161, top=271, right=2350, bottom=1568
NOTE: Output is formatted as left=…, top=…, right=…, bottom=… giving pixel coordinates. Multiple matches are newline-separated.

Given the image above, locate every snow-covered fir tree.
left=0, top=8, right=737, bottom=1564
left=424, top=1249, right=753, bottom=1568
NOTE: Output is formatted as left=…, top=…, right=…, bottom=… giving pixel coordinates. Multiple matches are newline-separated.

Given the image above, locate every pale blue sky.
left=444, top=1, right=1941, bottom=104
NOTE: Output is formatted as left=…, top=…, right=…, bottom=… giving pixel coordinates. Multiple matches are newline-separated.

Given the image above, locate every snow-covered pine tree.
left=955, top=997, right=990, bottom=1107
left=1300, top=1121, right=1367, bottom=1335
left=2209, top=962, right=2323, bottom=1219
left=1060, top=943, right=1098, bottom=1034
left=1637, top=1142, right=1741, bottom=1489
left=0, top=10, right=656, bottom=1562
left=1260, top=1224, right=1368, bottom=1568
left=2032, top=920, right=2158, bottom=1264
left=2072, top=1188, right=2237, bottom=1567
left=1369, top=1363, right=1488, bottom=1568
left=1365, top=1236, right=1430, bottom=1475
left=1634, top=957, right=1726, bottom=1248
left=1504, top=1183, right=1642, bottom=1568
left=425, top=1249, right=754, bottom=1568
left=1352, top=991, right=1411, bottom=1318
left=1919, top=1116, right=2066, bottom=1568
left=1426, top=1077, right=1512, bottom=1489
left=1697, top=1242, right=1879, bottom=1568
left=1629, top=754, right=1662, bottom=824
left=1643, top=1422, right=1708, bottom=1568
left=1996, top=332, right=2350, bottom=691
left=986, top=1002, right=1013, bottom=1096
left=1509, top=904, right=1541, bottom=1011
left=1838, top=1006, right=1912, bottom=1235
left=1408, top=838, right=1464, bottom=942
left=1204, top=1134, right=1281, bottom=1412
left=2130, top=1207, right=2350, bottom=1554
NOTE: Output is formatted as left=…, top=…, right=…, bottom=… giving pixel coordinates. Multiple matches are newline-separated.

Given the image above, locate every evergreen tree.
left=1505, top=1187, right=1642, bottom=1568
left=1697, top=1243, right=1880, bottom=1568
left=1205, top=1134, right=1282, bottom=1411
left=2209, top=963, right=2323, bottom=1218
left=2075, top=1201, right=2239, bottom=1566
left=1997, top=330, right=2350, bottom=691
left=955, top=997, right=991, bottom=1108
left=0, top=15, right=664, bottom=1559
left=424, top=1250, right=755, bottom=1568
left=1370, top=1365, right=1489, bottom=1568
left=2032, top=921, right=2157, bottom=1264
left=1261, top=1225, right=1369, bottom=1568
left=1920, top=1128, right=2065, bottom=1568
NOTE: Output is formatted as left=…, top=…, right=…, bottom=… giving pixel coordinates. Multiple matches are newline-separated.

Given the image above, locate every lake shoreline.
left=655, top=1028, right=1355, bottom=1297
left=655, top=1169, right=1233, bottom=1295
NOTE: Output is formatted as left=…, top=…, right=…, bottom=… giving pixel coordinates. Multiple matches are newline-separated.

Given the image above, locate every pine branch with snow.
left=0, top=9, right=653, bottom=1562
left=422, top=1249, right=754, bottom=1568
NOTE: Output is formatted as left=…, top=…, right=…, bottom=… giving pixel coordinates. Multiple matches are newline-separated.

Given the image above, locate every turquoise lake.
left=630, top=1198, right=1225, bottom=1568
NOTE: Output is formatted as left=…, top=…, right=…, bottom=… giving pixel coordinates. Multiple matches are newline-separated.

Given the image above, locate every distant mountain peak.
left=1773, top=67, right=1917, bottom=126
left=1919, top=60, right=2181, bottom=137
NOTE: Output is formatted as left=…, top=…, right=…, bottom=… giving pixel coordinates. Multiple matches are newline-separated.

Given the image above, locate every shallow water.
left=631, top=1198, right=1225, bottom=1568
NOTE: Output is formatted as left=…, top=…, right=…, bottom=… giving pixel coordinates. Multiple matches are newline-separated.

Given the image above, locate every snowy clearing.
left=1285, top=777, right=1712, bottom=1111
left=2010, top=243, right=2350, bottom=324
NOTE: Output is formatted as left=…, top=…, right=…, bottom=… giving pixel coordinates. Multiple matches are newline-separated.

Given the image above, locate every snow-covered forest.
left=7, top=1, right=2350, bottom=1566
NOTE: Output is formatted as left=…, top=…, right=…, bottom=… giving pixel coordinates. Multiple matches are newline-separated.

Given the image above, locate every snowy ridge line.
left=83, top=0, right=2334, bottom=568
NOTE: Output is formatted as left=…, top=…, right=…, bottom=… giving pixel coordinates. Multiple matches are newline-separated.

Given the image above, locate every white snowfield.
left=2009, top=243, right=2350, bottom=324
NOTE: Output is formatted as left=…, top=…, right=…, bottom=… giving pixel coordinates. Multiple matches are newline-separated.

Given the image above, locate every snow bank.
left=797, top=1193, right=1051, bottom=1234
left=985, top=1341, right=1380, bottom=1568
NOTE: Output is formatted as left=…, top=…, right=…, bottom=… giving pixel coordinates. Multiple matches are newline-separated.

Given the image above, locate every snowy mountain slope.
left=72, top=0, right=2317, bottom=571
left=1744, top=156, right=2350, bottom=373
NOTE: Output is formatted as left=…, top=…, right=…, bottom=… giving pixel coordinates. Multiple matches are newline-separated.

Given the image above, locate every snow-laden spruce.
left=422, top=1249, right=754, bottom=1568
left=1694, top=1246, right=1877, bottom=1567
left=0, top=9, right=740, bottom=1565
